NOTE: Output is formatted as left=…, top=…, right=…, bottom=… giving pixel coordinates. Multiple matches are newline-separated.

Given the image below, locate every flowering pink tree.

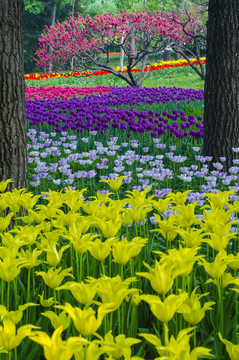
left=36, top=11, right=188, bottom=87
left=165, top=2, right=207, bottom=79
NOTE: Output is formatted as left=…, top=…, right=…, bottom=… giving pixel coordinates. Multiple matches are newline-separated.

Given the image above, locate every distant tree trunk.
left=120, top=36, right=124, bottom=71
left=49, top=0, right=57, bottom=73
left=72, top=0, right=76, bottom=17
left=0, top=0, right=28, bottom=189
left=203, top=0, right=239, bottom=171
left=129, top=30, right=136, bottom=66
left=163, top=38, right=171, bottom=61
left=106, top=45, right=110, bottom=63
left=175, top=39, right=183, bottom=60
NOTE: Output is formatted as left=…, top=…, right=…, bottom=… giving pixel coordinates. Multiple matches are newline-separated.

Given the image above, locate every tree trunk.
left=120, top=36, right=124, bottom=71
left=49, top=0, right=57, bottom=73
left=0, top=0, right=28, bottom=190
left=163, top=38, right=171, bottom=61
left=72, top=0, right=76, bottom=17
left=203, top=0, right=239, bottom=171
left=106, top=45, right=110, bottom=64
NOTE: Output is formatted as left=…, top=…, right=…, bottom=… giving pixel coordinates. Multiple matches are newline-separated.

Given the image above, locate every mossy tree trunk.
left=0, top=0, right=28, bottom=190
left=203, top=0, right=239, bottom=171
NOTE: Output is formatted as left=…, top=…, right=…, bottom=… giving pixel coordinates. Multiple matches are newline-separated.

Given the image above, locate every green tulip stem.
left=86, top=252, right=89, bottom=278
left=76, top=252, right=79, bottom=283
left=1, top=280, right=3, bottom=305
left=101, top=261, right=105, bottom=276
left=118, top=306, right=121, bottom=334
left=8, top=350, right=11, bottom=360
left=121, top=265, right=124, bottom=281
left=108, top=251, right=112, bottom=278
left=193, top=327, right=196, bottom=349
left=84, top=345, right=87, bottom=360
left=13, top=278, right=17, bottom=311
left=116, top=190, right=120, bottom=201
left=54, top=290, right=57, bottom=313
left=79, top=254, right=83, bottom=282
left=14, top=347, right=17, bottom=360
left=7, top=281, right=10, bottom=311
left=235, top=269, right=238, bottom=343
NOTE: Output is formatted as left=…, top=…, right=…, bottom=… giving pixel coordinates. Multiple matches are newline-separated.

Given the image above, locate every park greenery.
left=1, top=1, right=239, bottom=360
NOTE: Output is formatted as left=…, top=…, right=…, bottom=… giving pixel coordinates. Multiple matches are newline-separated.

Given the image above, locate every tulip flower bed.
left=24, top=58, right=206, bottom=82
left=0, top=178, right=238, bottom=360
left=25, top=84, right=239, bottom=199
left=25, top=86, right=111, bottom=101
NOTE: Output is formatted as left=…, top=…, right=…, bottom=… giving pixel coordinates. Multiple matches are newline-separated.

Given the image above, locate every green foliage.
left=24, top=0, right=45, bottom=15
left=85, top=0, right=118, bottom=16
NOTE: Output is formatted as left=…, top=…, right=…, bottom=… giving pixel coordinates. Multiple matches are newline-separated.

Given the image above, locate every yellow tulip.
left=139, top=326, right=214, bottom=359
left=202, top=209, right=232, bottom=233
left=57, top=303, right=112, bottom=337
left=218, top=332, right=239, bottom=360
left=0, top=246, right=18, bottom=260
left=0, top=213, right=13, bottom=232
left=136, top=260, right=176, bottom=295
left=227, top=253, right=239, bottom=271
left=112, top=237, right=148, bottom=265
left=155, top=245, right=201, bottom=278
left=82, top=200, right=101, bottom=215
left=18, top=248, right=42, bottom=270
left=120, top=210, right=134, bottom=226
left=38, top=291, right=55, bottom=308
left=43, top=243, right=70, bottom=267
left=178, top=228, right=206, bottom=248
left=62, top=187, right=86, bottom=212
left=203, top=190, right=235, bottom=210
left=140, top=293, right=187, bottom=323
left=36, top=202, right=62, bottom=219
left=87, top=237, right=117, bottom=262
left=100, top=175, right=126, bottom=191
left=56, top=281, right=97, bottom=306
left=87, top=275, right=137, bottom=311
left=96, top=217, right=122, bottom=239
left=89, top=191, right=113, bottom=204
left=74, top=342, right=105, bottom=360
left=0, top=257, right=26, bottom=282
left=0, top=303, right=38, bottom=325
left=17, top=193, right=41, bottom=211
left=13, top=224, right=44, bottom=246
left=40, top=189, right=63, bottom=205
left=177, top=287, right=215, bottom=325
left=94, top=330, right=141, bottom=359
left=125, top=186, right=155, bottom=208
left=29, top=325, right=88, bottom=360
left=124, top=205, right=152, bottom=223
left=151, top=197, right=172, bottom=214
left=35, top=267, right=74, bottom=289
left=41, top=311, right=71, bottom=331
left=0, top=318, right=38, bottom=351
left=203, top=231, right=235, bottom=252
left=65, top=233, right=98, bottom=255
left=171, top=203, right=199, bottom=227
left=151, top=214, right=178, bottom=242
left=0, top=179, right=12, bottom=193
left=52, top=211, right=82, bottom=227
left=199, top=251, right=228, bottom=279
left=167, top=190, right=192, bottom=205
left=97, top=200, right=126, bottom=221
left=0, top=232, right=26, bottom=250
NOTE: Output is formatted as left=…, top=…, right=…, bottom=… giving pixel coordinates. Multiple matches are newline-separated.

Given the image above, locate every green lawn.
left=26, top=62, right=205, bottom=90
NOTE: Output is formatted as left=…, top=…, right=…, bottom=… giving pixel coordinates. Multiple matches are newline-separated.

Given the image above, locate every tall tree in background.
left=0, top=0, right=28, bottom=189
left=203, top=0, right=239, bottom=171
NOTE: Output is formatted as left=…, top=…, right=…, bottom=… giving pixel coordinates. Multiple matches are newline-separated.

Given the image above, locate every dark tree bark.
left=203, top=0, right=239, bottom=171
left=0, top=0, right=28, bottom=190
